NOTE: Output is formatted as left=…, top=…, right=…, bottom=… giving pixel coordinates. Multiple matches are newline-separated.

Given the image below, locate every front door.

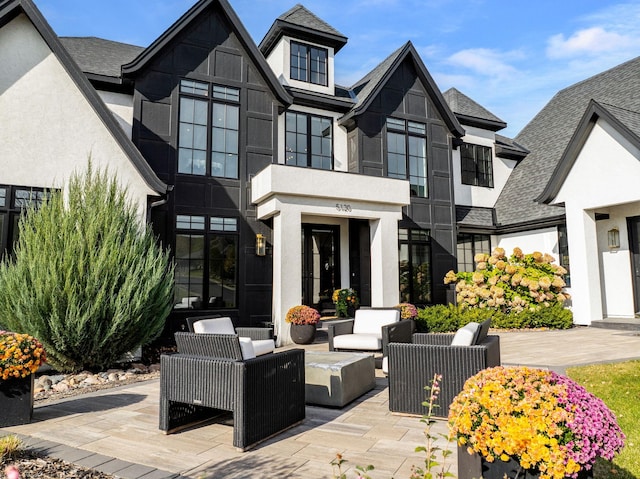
left=627, top=216, right=640, bottom=314
left=302, top=225, right=340, bottom=310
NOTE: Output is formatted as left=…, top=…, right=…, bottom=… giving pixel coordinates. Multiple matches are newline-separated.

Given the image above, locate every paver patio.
left=2, top=326, right=640, bottom=478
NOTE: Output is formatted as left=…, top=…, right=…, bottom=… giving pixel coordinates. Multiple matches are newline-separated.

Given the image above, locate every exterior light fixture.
left=256, top=233, right=266, bottom=256
left=607, top=227, right=620, bottom=249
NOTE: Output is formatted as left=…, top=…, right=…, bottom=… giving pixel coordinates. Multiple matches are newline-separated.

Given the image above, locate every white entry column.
left=369, top=214, right=402, bottom=307
left=272, top=207, right=302, bottom=346
left=565, top=208, right=603, bottom=324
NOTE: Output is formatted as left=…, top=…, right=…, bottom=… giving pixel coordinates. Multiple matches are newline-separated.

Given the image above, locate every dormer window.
left=290, top=41, right=328, bottom=86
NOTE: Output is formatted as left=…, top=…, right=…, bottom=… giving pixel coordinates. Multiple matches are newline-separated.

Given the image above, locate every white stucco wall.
left=277, top=105, right=349, bottom=172
left=97, top=90, right=134, bottom=139
left=453, top=126, right=516, bottom=208
left=0, top=15, right=156, bottom=217
left=264, top=36, right=335, bottom=96
left=553, top=119, right=640, bottom=322
left=496, top=227, right=561, bottom=262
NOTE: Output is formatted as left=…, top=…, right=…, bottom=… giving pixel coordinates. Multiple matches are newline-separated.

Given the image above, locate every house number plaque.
left=336, top=203, right=352, bottom=212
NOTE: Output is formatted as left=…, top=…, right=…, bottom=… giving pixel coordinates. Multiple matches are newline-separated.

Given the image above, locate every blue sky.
left=34, top=0, right=640, bottom=137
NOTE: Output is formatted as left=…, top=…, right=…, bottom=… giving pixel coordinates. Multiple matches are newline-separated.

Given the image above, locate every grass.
left=567, top=360, right=640, bottom=479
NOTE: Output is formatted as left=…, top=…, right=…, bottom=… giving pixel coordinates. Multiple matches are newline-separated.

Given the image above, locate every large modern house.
left=2, top=0, right=639, bottom=343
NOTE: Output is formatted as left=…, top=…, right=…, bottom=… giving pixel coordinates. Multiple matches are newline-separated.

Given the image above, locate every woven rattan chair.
left=387, top=333, right=501, bottom=417
left=159, top=332, right=305, bottom=450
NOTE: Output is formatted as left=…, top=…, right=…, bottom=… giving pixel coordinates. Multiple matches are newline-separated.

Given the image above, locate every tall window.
left=386, top=118, right=428, bottom=197
left=285, top=112, right=332, bottom=169
left=174, top=214, right=238, bottom=310
left=558, top=225, right=570, bottom=287
left=178, top=79, right=239, bottom=178
left=0, top=185, right=49, bottom=257
left=290, top=41, right=328, bottom=86
left=460, top=143, right=493, bottom=187
left=399, top=228, right=431, bottom=305
left=457, top=233, right=491, bottom=272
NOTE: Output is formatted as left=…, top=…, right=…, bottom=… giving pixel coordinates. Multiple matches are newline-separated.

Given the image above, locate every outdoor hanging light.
left=255, top=233, right=266, bottom=256
left=607, top=227, right=620, bottom=249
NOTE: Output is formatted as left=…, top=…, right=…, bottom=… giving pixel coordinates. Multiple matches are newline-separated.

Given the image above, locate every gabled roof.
left=443, top=87, right=507, bottom=132
left=121, top=0, right=292, bottom=106
left=259, top=4, right=347, bottom=57
left=340, top=42, right=464, bottom=137
left=494, top=55, right=640, bottom=227
left=0, top=0, right=168, bottom=195
left=60, top=37, right=142, bottom=84
left=538, top=100, right=640, bottom=204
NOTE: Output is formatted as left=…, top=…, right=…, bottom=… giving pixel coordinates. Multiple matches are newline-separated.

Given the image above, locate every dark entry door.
left=628, top=216, right=640, bottom=314
left=302, top=225, right=340, bottom=309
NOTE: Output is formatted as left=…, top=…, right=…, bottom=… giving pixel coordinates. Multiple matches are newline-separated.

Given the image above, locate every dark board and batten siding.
left=130, top=7, right=279, bottom=329
left=349, top=59, right=457, bottom=304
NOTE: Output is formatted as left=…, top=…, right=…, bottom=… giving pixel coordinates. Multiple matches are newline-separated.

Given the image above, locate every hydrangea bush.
left=445, top=247, right=569, bottom=313
left=395, top=303, right=418, bottom=320
left=449, top=366, right=625, bottom=479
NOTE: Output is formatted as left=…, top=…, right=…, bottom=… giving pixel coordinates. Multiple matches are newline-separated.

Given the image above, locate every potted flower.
left=450, top=366, right=625, bottom=479
left=285, top=305, right=320, bottom=344
left=0, top=331, right=47, bottom=426
left=332, top=288, right=359, bottom=317
left=394, top=302, right=418, bottom=320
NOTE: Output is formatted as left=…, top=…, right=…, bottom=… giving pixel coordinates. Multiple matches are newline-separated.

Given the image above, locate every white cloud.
left=547, top=27, right=633, bottom=58
left=446, top=48, right=521, bottom=80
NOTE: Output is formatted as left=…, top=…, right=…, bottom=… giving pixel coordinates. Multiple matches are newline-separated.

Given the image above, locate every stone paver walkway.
left=2, top=326, right=640, bottom=478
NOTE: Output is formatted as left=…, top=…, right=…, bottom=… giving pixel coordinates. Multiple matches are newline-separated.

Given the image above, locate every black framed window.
left=461, top=143, right=493, bottom=187
left=456, top=233, right=491, bottom=272
left=290, top=41, right=328, bottom=86
left=399, top=228, right=431, bottom=305
left=285, top=111, right=332, bottom=170
left=174, top=214, right=238, bottom=310
left=0, top=185, right=49, bottom=257
left=178, top=79, right=239, bottom=178
left=558, top=225, right=570, bottom=287
left=386, top=118, right=428, bottom=197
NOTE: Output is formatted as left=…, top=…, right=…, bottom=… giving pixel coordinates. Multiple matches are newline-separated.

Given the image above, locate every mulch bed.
left=2, top=451, right=115, bottom=478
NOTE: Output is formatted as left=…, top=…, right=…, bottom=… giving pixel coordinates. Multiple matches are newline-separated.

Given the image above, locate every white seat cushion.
left=352, top=309, right=400, bottom=337
left=333, top=333, right=382, bottom=351
left=238, top=337, right=256, bottom=360
left=249, top=339, right=275, bottom=357
left=193, top=317, right=236, bottom=335
left=382, top=356, right=389, bottom=375
left=450, top=322, right=480, bottom=346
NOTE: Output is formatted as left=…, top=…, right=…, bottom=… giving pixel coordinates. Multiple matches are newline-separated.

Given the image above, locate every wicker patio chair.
left=159, top=332, right=305, bottom=450
left=387, top=332, right=501, bottom=417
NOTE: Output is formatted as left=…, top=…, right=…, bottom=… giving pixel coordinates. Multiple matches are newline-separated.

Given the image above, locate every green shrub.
left=415, top=303, right=573, bottom=332
left=0, top=165, right=174, bottom=372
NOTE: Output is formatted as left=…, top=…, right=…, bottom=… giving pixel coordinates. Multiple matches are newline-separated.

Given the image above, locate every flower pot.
left=0, top=374, right=34, bottom=427
left=290, top=323, right=317, bottom=344
left=457, top=447, right=594, bottom=479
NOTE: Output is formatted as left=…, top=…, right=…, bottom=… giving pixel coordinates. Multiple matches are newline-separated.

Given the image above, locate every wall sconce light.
left=255, top=233, right=266, bottom=256
left=607, top=227, right=620, bottom=249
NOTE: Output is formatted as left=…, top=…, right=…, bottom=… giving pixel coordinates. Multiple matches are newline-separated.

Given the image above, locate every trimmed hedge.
left=415, top=303, right=573, bottom=333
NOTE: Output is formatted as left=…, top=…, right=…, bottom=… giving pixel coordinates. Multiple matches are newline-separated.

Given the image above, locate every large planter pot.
left=458, top=447, right=594, bottom=479
left=0, top=374, right=34, bottom=427
left=290, top=323, right=317, bottom=344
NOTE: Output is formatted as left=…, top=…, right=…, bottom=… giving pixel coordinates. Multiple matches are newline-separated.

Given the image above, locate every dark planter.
left=290, top=323, right=317, bottom=344
left=458, top=447, right=594, bottom=479
left=0, top=374, right=34, bottom=427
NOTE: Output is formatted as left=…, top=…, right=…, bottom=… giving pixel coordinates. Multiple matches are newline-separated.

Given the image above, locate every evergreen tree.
left=0, top=165, right=174, bottom=372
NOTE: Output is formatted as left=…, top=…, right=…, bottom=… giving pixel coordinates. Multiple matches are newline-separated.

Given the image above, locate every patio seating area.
left=3, top=326, right=640, bottom=478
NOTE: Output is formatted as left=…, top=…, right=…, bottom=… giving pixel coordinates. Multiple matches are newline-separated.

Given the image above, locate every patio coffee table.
left=305, top=351, right=376, bottom=407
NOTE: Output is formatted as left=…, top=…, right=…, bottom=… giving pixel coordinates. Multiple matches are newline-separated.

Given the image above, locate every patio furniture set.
left=159, top=310, right=500, bottom=450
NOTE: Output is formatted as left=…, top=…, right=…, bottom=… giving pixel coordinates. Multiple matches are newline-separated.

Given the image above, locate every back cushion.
left=475, top=318, right=492, bottom=345
left=353, top=309, right=400, bottom=337
left=193, top=317, right=236, bottom=335
left=451, top=322, right=480, bottom=346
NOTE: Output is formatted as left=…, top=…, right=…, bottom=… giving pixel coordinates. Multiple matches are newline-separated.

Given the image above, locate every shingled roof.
left=443, top=87, right=506, bottom=131
left=494, top=55, right=640, bottom=227
left=60, top=37, right=142, bottom=81
left=259, top=3, right=347, bottom=57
